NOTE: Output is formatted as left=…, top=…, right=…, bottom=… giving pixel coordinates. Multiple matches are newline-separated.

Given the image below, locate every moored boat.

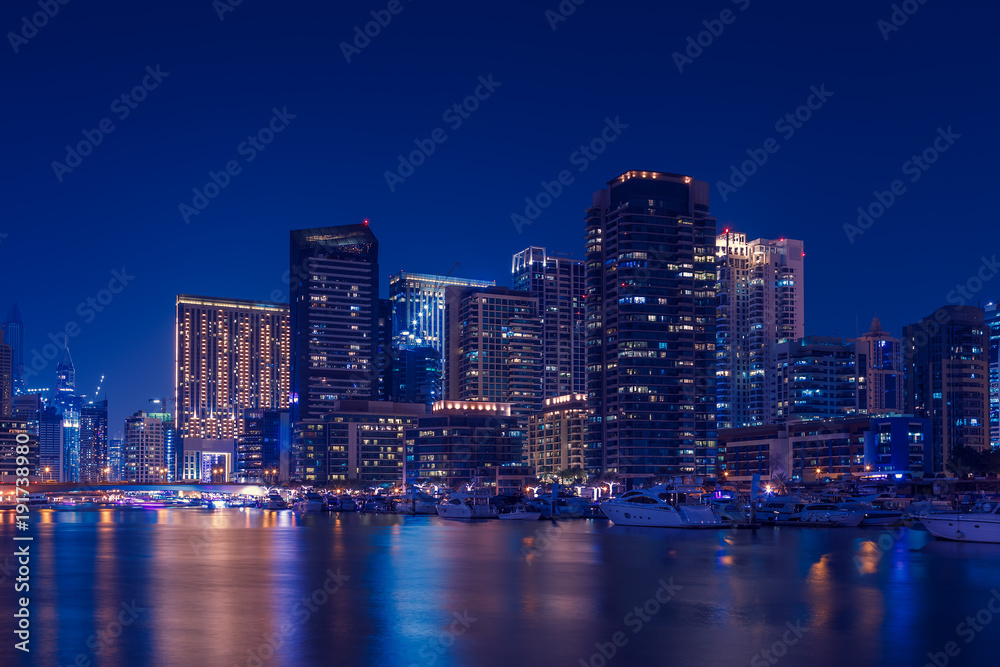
left=600, top=486, right=723, bottom=528
left=919, top=501, right=1000, bottom=543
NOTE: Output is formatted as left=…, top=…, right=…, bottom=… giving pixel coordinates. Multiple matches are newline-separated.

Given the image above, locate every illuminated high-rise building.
left=444, top=285, right=542, bottom=425
left=389, top=271, right=495, bottom=382
left=107, top=435, right=123, bottom=482
left=986, top=301, right=999, bottom=448
left=585, top=171, right=718, bottom=480
left=852, top=317, right=903, bottom=416
left=290, top=224, right=379, bottom=421
left=774, top=336, right=858, bottom=422
left=79, top=399, right=108, bottom=483
left=175, top=295, right=290, bottom=441
left=2, top=304, right=24, bottom=395
left=904, top=305, right=990, bottom=471
left=511, top=247, right=585, bottom=398
left=527, top=394, right=586, bottom=475
left=715, top=231, right=804, bottom=428
left=123, top=411, right=166, bottom=483
left=38, top=406, right=63, bottom=482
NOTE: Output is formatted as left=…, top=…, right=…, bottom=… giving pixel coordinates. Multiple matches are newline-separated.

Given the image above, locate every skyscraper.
left=2, top=304, right=24, bottom=395
left=388, top=346, right=442, bottom=405
left=175, top=295, right=291, bottom=440
left=585, top=171, right=718, bottom=480
left=444, top=285, right=542, bottom=425
left=239, top=408, right=288, bottom=483
left=715, top=231, right=804, bottom=428
left=107, top=435, right=123, bottom=482
left=53, top=350, right=80, bottom=482
left=904, top=305, right=990, bottom=471
left=123, top=411, right=166, bottom=483
left=290, top=224, right=379, bottom=421
left=774, top=336, right=858, bottom=422
left=511, top=247, right=586, bottom=398
left=389, top=271, right=495, bottom=382
left=986, top=301, right=999, bottom=448
left=79, top=399, right=108, bottom=483
left=38, top=406, right=62, bottom=482
left=852, top=317, right=903, bottom=416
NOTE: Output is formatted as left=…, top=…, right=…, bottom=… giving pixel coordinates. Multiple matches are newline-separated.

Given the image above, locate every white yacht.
left=294, top=491, right=327, bottom=512
left=436, top=491, right=498, bottom=520
left=758, top=499, right=864, bottom=526
left=396, top=492, right=440, bottom=515
left=919, top=501, right=1000, bottom=543
left=599, top=487, right=722, bottom=528
left=497, top=504, right=541, bottom=521
left=264, top=492, right=287, bottom=510
left=838, top=498, right=904, bottom=526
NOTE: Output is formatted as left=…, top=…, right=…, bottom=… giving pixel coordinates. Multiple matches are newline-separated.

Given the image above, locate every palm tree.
left=556, top=467, right=587, bottom=485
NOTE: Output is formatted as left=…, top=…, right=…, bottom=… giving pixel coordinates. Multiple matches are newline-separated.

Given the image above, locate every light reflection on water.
left=2, top=510, right=999, bottom=667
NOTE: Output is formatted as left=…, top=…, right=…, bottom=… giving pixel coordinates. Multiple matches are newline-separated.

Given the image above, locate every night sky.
left=4, top=0, right=997, bottom=432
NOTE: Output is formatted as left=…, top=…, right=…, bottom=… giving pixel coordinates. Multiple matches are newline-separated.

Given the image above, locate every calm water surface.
left=2, top=508, right=999, bottom=667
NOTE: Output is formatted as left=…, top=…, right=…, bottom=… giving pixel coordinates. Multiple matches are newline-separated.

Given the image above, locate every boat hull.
left=920, top=515, right=1000, bottom=543
left=600, top=503, right=685, bottom=527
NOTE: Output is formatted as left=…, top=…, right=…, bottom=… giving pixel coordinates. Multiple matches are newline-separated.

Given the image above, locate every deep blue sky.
left=4, top=0, right=998, bottom=431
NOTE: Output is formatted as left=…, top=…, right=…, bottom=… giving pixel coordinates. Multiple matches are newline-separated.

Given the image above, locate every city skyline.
left=5, top=2, right=998, bottom=436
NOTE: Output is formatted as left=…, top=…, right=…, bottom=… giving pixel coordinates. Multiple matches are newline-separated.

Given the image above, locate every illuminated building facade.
left=716, top=231, right=804, bottom=428
left=290, top=224, right=379, bottom=421
left=388, top=346, right=442, bottom=406
left=238, top=408, right=288, bottom=483
left=2, top=304, right=24, bottom=395
left=175, top=295, right=290, bottom=441
left=179, top=438, right=235, bottom=482
left=389, top=272, right=495, bottom=384
left=775, top=336, right=857, bottom=422
left=79, top=399, right=108, bottom=483
left=407, top=401, right=522, bottom=489
left=585, top=171, right=718, bottom=480
left=123, top=411, right=166, bottom=483
left=904, top=305, right=990, bottom=470
left=986, top=301, right=999, bottom=448
left=527, top=393, right=586, bottom=475
left=511, top=247, right=585, bottom=398
left=444, top=286, right=542, bottom=426
left=38, top=406, right=62, bottom=482
left=852, top=317, right=903, bottom=416
left=107, top=436, right=123, bottom=482
left=324, top=400, right=427, bottom=485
